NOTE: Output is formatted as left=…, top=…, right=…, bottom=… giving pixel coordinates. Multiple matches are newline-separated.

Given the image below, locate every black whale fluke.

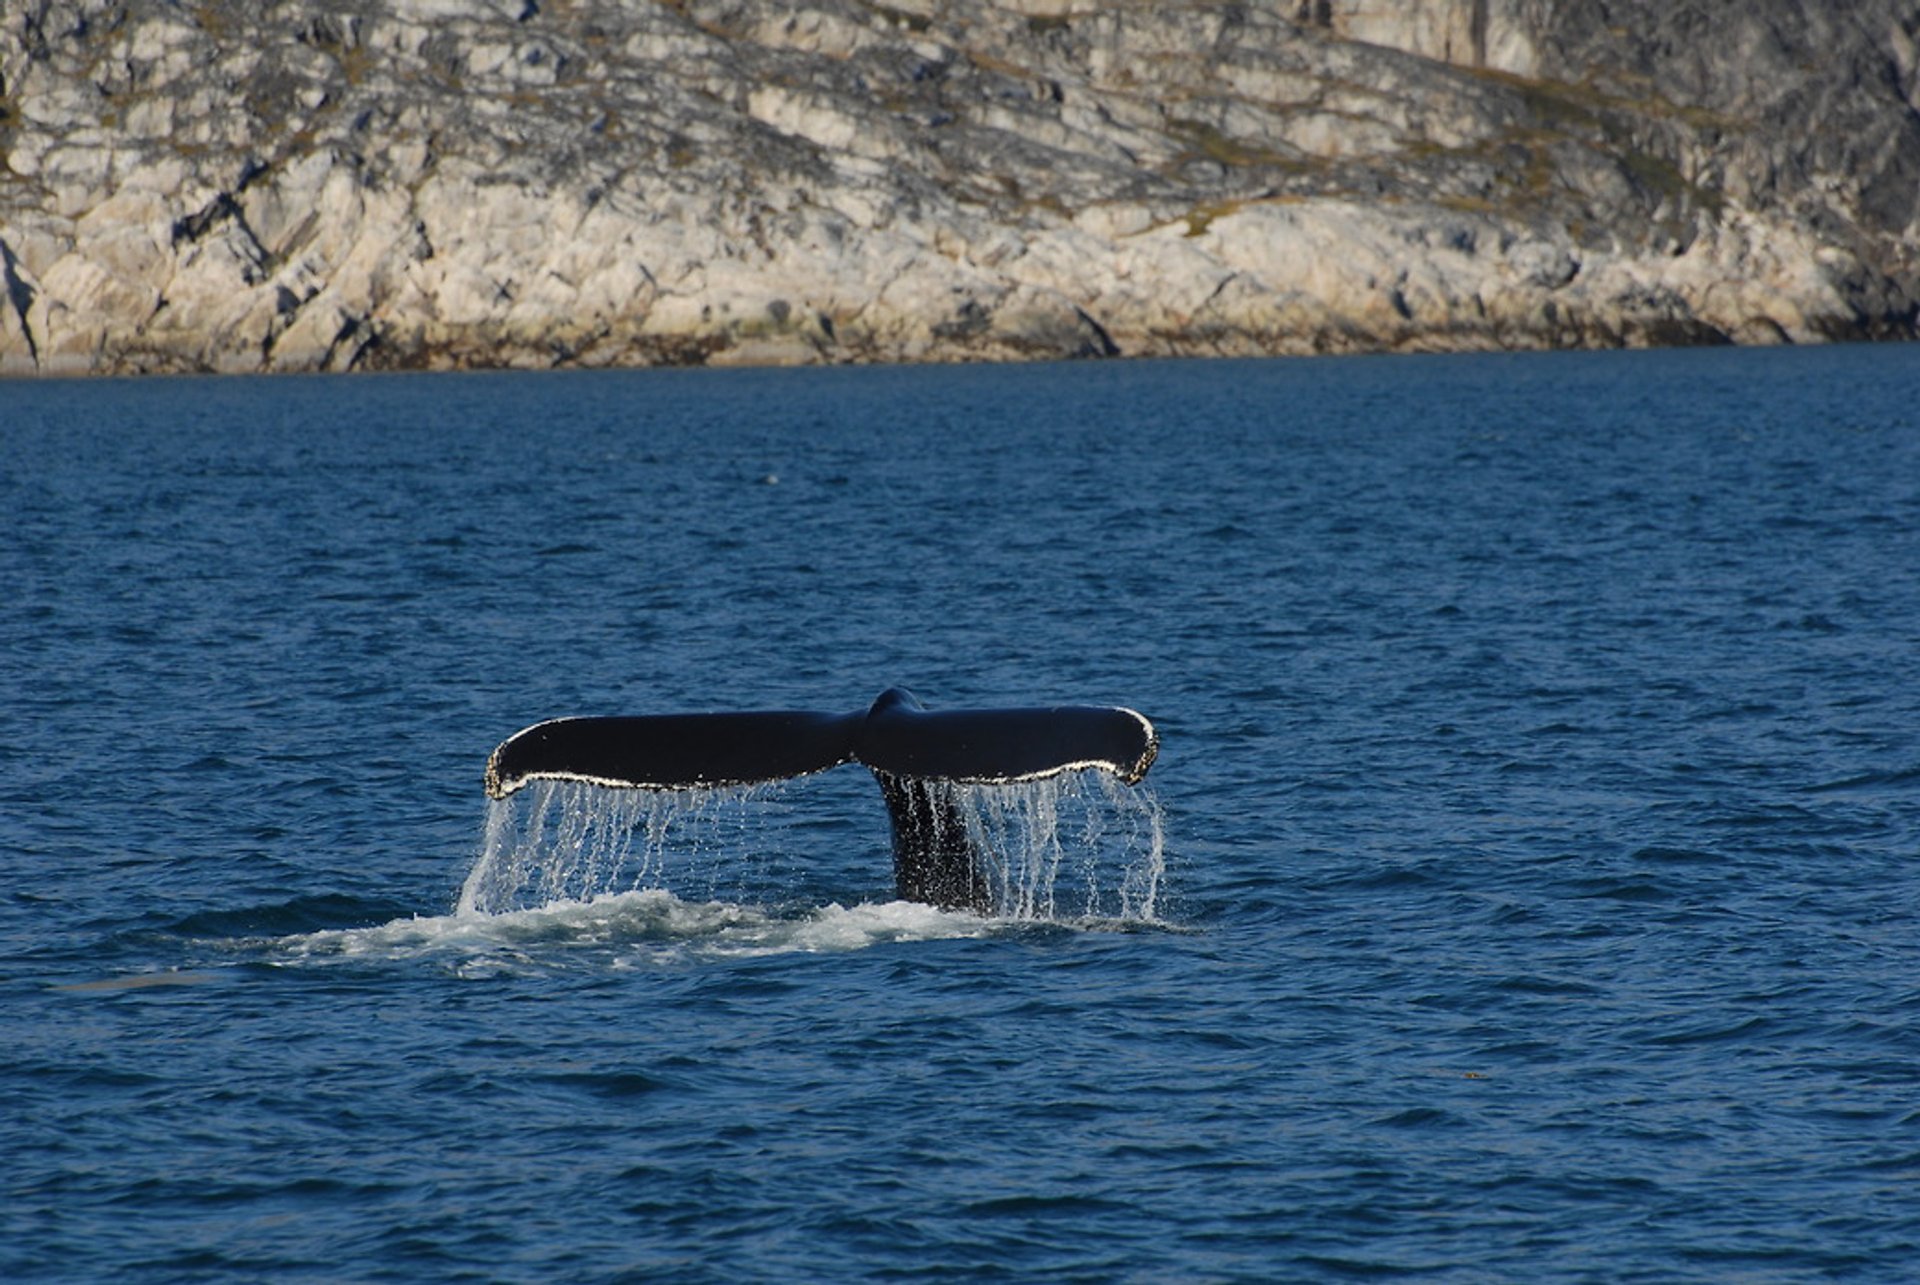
left=483, top=707, right=864, bottom=796
left=483, top=688, right=1159, bottom=911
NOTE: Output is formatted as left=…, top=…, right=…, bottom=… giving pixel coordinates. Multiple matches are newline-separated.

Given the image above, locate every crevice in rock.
left=1074, top=305, right=1120, bottom=357
left=0, top=238, right=41, bottom=367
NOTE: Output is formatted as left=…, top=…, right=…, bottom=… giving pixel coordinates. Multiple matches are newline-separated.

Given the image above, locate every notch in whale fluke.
left=482, top=688, right=1160, bottom=911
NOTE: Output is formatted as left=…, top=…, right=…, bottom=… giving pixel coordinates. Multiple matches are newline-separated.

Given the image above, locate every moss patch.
left=1168, top=118, right=1294, bottom=168
left=1183, top=199, right=1242, bottom=237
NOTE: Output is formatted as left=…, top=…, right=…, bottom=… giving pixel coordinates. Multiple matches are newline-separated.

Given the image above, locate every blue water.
left=4, top=346, right=1920, bottom=1280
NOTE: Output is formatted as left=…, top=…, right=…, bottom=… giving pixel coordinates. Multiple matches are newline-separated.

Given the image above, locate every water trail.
left=458, top=771, right=1165, bottom=924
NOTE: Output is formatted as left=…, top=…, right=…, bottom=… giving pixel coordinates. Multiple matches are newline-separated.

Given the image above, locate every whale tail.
left=484, top=688, right=1158, bottom=910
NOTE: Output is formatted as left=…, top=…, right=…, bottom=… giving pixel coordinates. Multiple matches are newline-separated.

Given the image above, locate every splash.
left=456, top=771, right=1165, bottom=924
left=891, top=771, right=1166, bottom=922
left=457, top=779, right=787, bottom=916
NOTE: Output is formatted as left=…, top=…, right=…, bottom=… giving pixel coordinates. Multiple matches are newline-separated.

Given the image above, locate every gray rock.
left=1, top=0, right=1913, bottom=375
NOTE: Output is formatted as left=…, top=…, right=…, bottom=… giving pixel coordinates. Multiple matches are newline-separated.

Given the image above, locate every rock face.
left=2, top=0, right=1916, bottom=375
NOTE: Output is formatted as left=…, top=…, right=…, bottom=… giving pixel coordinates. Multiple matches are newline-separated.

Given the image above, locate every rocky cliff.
left=3, top=0, right=1917, bottom=375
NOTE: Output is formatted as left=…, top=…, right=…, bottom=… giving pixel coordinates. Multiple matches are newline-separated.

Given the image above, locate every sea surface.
left=4, top=345, right=1919, bottom=1281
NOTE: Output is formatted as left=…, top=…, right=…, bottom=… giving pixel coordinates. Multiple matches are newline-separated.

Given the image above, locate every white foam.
left=687, top=898, right=988, bottom=958
left=271, top=888, right=991, bottom=969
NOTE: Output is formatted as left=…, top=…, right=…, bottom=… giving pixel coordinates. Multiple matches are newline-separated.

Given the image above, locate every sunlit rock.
left=1, top=0, right=1913, bottom=374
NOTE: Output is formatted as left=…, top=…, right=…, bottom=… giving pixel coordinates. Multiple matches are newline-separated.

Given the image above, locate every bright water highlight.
left=5, top=346, right=1920, bottom=1280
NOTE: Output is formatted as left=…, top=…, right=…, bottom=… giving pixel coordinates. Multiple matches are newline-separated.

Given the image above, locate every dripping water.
left=458, top=779, right=789, bottom=916
left=908, top=771, right=1166, bottom=922
left=459, top=771, right=1166, bottom=924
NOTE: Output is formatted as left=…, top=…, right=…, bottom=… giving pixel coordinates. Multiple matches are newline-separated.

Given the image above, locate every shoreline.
left=5, top=330, right=1912, bottom=385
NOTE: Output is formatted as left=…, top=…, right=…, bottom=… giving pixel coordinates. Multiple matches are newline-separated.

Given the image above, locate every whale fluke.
left=483, top=688, right=1159, bottom=910
left=854, top=687, right=1158, bottom=785
left=484, top=709, right=863, bottom=797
